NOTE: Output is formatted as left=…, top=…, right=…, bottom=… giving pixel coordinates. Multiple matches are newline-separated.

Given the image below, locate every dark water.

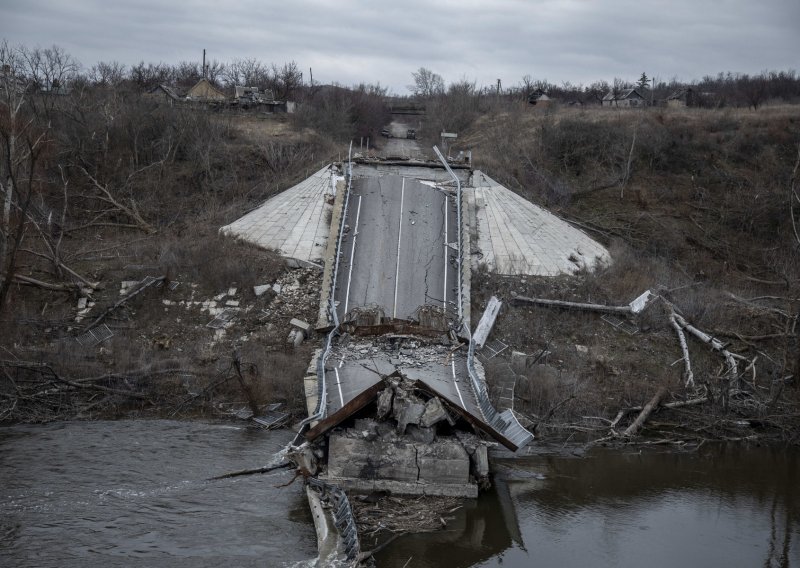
left=0, top=420, right=316, bottom=568
left=2, top=422, right=798, bottom=568
left=376, top=445, right=800, bottom=568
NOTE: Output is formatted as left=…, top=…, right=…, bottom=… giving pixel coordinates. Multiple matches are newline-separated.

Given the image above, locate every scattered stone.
left=290, top=318, right=312, bottom=338
left=253, top=284, right=271, bottom=297
left=288, top=329, right=304, bottom=347
left=575, top=344, right=589, bottom=354
left=376, top=388, right=393, bottom=419
left=420, top=397, right=451, bottom=428
left=393, top=391, right=426, bottom=434
left=227, top=287, right=237, bottom=296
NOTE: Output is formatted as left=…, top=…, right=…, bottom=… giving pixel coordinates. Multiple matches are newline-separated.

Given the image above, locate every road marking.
left=343, top=194, right=362, bottom=316
left=452, top=360, right=466, bottom=409
left=393, top=178, right=405, bottom=319
left=334, top=367, right=345, bottom=408
left=443, top=195, right=448, bottom=310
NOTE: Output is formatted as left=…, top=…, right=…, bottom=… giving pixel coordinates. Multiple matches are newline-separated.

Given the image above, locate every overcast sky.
left=2, top=0, right=798, bottom=93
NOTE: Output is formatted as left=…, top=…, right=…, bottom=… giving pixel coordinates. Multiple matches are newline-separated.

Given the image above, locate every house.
left=185, top=77, right=226, bottom=101
left=146, top=84, right=183, bottom=106
left=527, top=90, right=552, bottom=105
left=667, top=88, right=698, bottom=108
left=602, top=88, right=646, bottom=107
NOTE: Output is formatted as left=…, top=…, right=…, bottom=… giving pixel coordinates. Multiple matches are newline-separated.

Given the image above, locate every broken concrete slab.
left=420, top=396, right=452, bottom=428
left=376, top=387, right=393, bottom=420
left=288, top=329, right=304, bottom=347
left=290, top=318, right=312, bottom=338
left=473, top=296, right=502, bottom=349
left=392, top=391, right=426, bottom=434
left=253, top=284, right=271, bottom=297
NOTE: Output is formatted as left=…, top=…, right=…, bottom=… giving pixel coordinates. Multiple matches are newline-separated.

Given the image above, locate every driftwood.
left=623, top=386, right=667, bottom=437
left=672, top=312, right=741, bottom=383
left=209, top=461, right=292, bottom=480
left=5, top=273, right=77, bottom=291
left=0, top=361, right=148, bottom=400
left=83, top=275, right=165, bottom=332
left=669, top=309, right=694, bottom=386
left=510, top=294, right=633, bottom=315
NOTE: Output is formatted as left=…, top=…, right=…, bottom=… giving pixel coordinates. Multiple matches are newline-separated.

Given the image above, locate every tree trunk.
left=623, top=386, right=667, bottom=437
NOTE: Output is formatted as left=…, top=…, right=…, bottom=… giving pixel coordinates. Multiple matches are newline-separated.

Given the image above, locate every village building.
left=185, top=77, right=226, bottom=101
left=527, top=90, right=552, bottom=106
left=666, top=88, right=699, bottom=108
left=602, top=88, right=646, bottom=107
left=145, top=84, right=183, bottom=105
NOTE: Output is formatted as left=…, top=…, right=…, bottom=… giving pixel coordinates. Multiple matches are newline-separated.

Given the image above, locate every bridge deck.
left=333, top=175, right=458, bottom=323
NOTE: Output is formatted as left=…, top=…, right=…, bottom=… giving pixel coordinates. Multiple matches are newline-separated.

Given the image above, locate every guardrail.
left=298, top=144, right=354, bottom=430
left=432, top=145, right=463, bottom=324
left=433, top=146, right=533, bottom=449
left=307, top=477, right=361, bottom=565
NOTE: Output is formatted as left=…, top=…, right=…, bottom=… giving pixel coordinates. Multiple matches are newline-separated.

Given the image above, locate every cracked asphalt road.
left=334, top=175, right=458, bottom=323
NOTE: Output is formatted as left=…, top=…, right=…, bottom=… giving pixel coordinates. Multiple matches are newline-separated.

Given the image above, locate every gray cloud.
left=1, top=0, right=798, bottom=92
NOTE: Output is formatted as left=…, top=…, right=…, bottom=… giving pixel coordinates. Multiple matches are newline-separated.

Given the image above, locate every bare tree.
left=409, top=67, right=445, bottom=98
left=0, top=41, right=52, bottom=308
left=271, top=61, right=303, bottom=100
left=741, top=72, right=769, bottom=110
left=89, top=61, right=127, bottom=87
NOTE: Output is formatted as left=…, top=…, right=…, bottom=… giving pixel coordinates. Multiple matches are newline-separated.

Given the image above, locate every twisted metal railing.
left=307, top=477, right=361, bottom=564
left=434, top=146, right=533, bottom=449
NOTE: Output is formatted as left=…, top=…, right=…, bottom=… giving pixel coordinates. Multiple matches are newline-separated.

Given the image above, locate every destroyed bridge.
left=221, top=138, right=610, bottom=564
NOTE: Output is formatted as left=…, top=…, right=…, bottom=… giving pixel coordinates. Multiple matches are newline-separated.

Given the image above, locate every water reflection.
left=377, top=445, right=799, bottom=568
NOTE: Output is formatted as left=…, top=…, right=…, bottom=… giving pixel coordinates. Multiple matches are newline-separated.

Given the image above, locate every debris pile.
left=325, top=377, right=490, bottom=497
left=352, top=494, right=462, bottom=536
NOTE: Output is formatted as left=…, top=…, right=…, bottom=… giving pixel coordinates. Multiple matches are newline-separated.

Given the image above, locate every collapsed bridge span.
left=222, top=141, right=609, bottom=564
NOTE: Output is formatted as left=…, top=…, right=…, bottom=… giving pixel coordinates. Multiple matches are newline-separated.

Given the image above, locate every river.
left=1, top=421, right=798, bottom=567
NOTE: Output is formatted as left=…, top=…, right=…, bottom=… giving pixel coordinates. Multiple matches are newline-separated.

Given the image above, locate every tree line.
left=409, top=66, right=800, bottom=109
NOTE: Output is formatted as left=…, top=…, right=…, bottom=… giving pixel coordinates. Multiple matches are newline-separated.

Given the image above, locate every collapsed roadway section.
left=222, top=147, right=609, bottom=565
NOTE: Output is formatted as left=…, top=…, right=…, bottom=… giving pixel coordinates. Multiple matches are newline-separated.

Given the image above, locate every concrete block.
left=420, top=397, right=450, bottom=428
left=407, top=425, right=436, bottom=444
left=288, top=329, right=304, bottom=347
left=253, top=284, right=271, bottom=296
left=376, top=388, right=393, bottom=419
left=393, top=394, right=425, bottom=434
left=472, top=444, right=489, bottom=479
left=327, top=435, right=418, bottom=483
left=417, top=441, right=470, bottom=485
left=290, top=318, right=312, bottom=338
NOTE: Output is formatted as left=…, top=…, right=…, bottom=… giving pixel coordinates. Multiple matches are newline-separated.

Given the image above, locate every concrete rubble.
left=320, top=376, right=489, bottom=498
